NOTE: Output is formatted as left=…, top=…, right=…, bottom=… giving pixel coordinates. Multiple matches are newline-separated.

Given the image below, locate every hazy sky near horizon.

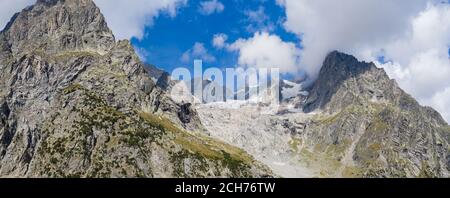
left=1, top=0, right=450, bottom=122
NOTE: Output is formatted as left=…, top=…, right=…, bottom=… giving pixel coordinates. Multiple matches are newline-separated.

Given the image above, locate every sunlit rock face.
left=1, top=0, right=448, bottom=179
left=0, top=0, right=273, bottom=178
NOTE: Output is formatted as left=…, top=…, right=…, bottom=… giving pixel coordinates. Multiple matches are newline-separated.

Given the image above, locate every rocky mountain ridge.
left=0, top=0, right=448, bottom=178
left=0, top=0, right=272, bottom=177
left=197, top=51, right=450, bottom=178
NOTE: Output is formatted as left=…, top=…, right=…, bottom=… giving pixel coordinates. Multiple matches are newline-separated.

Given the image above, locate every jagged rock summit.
left=2, top=0, right=115, bottom=56
left=197, top=51, right=450, bottom=178
left=0, top=0, right=273, bottom=177
left=300, top=51, right=449, bottom=177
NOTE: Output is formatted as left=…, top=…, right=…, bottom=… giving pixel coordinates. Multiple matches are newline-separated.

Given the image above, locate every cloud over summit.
left=0, top=0, right=35, bottom=30
left=278, top=0, right=450, bottom=121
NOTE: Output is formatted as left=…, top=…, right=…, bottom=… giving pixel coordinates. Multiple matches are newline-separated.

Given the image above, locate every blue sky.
left=130, top=0, right=299, bottom=73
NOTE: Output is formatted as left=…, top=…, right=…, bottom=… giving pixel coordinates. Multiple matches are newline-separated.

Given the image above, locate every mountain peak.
left=304, top=50, right=447, bottom=124
left=0, top=0, right=114, bottom=56
left=326, top=50, right=358, bottom=61
left=303, top=51, right=382, bottom=112
left=321, top=50, right=375, bottom=79
left=35, top=0, right=61, bottom=6
left=0, top=0, right=273, bottom=178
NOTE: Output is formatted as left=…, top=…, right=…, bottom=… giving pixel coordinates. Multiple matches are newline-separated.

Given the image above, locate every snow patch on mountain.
left=281, top=80, right=309, bottom=100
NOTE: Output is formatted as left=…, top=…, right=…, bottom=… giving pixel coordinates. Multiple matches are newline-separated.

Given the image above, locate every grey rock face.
left=0, top=0, right=272, bottom=178
left=2, top=0, right=115, bottom=56
left=306, top=51, right=395, bottom=113
left=298, top=51, right=449, bottom=177
left=298, top=52, right=450, bottom=177
left=1, top=0, right=446, bottom=178
left=197, top=51, right=450, bottom=178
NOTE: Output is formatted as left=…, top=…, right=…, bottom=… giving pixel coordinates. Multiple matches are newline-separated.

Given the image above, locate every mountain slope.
left=301, top=51, right=449, bottom=177
left=197, top=51, right=450, bottom=178
left=1, top=0, right=447, bottom=178
left=0, top=0, right=272, bottom=178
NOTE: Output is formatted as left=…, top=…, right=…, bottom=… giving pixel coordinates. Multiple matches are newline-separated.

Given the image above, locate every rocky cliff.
left=300, top=51, right=449, bottom=177
left=1, top=0, right=447, bottom=178
left=197, top=51, right=450, bottom=178
left=0, top=0, right=272, bottom=178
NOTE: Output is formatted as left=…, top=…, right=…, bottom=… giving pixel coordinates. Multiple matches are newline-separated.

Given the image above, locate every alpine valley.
left=0, top=0, right=448, bottom=178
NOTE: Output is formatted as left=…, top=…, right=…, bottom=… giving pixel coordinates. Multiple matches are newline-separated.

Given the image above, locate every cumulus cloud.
left=278, top=0, right=450, bottom=122
left=181, top=42, right=216, bottom=63
left=0, top=0, right=35, bottom=31
left=199, top=0, right=224, bottom=15
left=94, top=0, right=187, bottom=40
left=212, top=33, right=228, bottom=49
left=227, top=32, right=301, bottom=74
left=279, top=0, right=431, bottom=79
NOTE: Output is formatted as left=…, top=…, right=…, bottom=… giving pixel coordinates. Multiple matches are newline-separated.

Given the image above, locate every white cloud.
left=0, top=0, right=35, bottom=31
left=244, top=6, right=275, bottom=33
left=426, top=87, right=450, bottom=123
left=377, top=4, right=450, bottom=122
left=0, top=0, right=186, bottom=40
left=228, top=32, right=301, bottom=74
left=279, top=0, right=450, bottom=122
left=181, top=42, right=216, bottom=63
left=212, top=33, right=228, bottom=49
left=381, top=50, right=450, bottom=103
left=199, top=0, right=224, bottom=15
left=94, top=0, right=187, bottom=40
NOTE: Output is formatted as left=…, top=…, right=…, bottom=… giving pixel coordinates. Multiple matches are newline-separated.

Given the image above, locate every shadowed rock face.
left=0, top=0, right=273, bottom=178
left=305, top=51, right=446, bottom=126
